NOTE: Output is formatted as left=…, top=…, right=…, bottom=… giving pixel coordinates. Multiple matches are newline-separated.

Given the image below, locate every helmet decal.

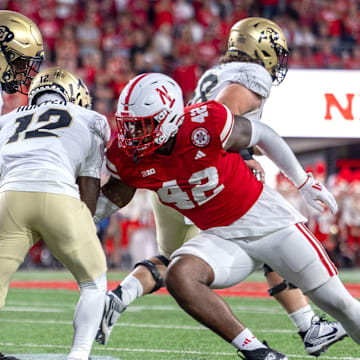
left=0, top=26, right=14, bottom=43
left=28, top=67, right=92, bottom=109
left=156, top=86, right=175, bottom=107
left=116, top=73, right=184, bottom=159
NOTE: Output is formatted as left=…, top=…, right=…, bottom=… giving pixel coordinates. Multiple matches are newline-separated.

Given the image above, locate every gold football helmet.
left=0, top=10, right=44, bottom=94
left=28, top=67, right=92, bottom=109
left=227, top=17, right=289, bottom=85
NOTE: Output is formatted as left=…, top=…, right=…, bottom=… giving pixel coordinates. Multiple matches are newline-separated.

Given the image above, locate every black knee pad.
left=156, top=255, right=169, bottom=267
left=267, top=280, right=298, bottom=296
left=268, top=280, right=289, bottom=296
left=134, top=255, right=169, bottom=293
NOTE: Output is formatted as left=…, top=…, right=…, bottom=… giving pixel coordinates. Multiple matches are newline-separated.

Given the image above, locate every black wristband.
left=240, top=147, right=254, bottom=161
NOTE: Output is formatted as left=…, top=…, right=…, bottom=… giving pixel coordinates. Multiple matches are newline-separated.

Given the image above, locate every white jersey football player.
left=0, top=10, right=44, bottom=114
left=95, top=18, right=346, bottom=356
left=0, top=67, right=110, bottom=360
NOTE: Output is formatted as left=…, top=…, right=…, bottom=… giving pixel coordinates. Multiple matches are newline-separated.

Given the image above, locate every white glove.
left=297, top=173, right=338, bottom=214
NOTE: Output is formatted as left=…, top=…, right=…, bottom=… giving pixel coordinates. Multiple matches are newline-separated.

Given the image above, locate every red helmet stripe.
left=124, top=73, right=151, bottom=111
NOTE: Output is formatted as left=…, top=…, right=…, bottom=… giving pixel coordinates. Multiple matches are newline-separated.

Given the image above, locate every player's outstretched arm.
left=225, top=116, right=338, bottom=214
left=93, top=175, right=136, bottom=223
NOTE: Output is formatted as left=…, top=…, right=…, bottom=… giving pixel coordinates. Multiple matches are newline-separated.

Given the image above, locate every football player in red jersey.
left=96, top=18, right=347, bottom=357
left=94, top=72, right=360, bottom=359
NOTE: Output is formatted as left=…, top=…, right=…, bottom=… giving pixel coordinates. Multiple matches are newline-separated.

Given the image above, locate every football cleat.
left=95, top=286, right=127, bottom=345
left=238, top=341, right=288, bottom=360
left=300, top=315, right=347, bottom=356
left=0, top=353, right=19, bottom=360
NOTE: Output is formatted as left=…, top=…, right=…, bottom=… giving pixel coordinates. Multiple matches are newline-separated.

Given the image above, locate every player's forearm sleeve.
left=239, top=148, right=254, bottom=161
left=248, top=121, right=307, bottom=187
left=93, top=191, right=120, bottom=224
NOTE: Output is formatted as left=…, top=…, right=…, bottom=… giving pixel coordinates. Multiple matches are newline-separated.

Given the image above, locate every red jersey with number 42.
left=106, top=100, right=263, bottom=230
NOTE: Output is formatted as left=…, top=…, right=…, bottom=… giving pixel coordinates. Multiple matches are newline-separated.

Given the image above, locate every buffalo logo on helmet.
left=259, top=28, right=279, bottom=44
left=0, top=25, right=14, bottom=44
left=191, top=127, right=210, bottom=148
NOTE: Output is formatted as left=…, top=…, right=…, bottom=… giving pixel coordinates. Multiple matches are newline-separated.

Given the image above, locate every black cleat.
left=238, top=341, right=288, bottom=360
left=0, top=353, right=19, bottom=360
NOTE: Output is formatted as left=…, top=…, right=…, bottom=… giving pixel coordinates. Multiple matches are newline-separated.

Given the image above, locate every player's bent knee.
left=267, top=280, right=297, bottom=296
left=134, top=256, right=169, bottom=293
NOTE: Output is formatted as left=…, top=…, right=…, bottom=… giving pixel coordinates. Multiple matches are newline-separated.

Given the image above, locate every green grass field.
left=1, top=270, right=360, bottom=360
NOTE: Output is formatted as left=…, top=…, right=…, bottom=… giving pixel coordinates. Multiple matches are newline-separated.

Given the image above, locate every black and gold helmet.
left=28, top=67, right=92, bottom=109
left=227, top=17, right=289, bottom=85
left=0, top=10, right=44, bottom=94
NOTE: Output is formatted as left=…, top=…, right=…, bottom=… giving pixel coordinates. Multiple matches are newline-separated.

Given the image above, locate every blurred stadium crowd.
left=3, top=0, right=360, bottom=269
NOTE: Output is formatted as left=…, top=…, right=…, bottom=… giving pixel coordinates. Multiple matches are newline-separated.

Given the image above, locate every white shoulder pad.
left=228, top=62, right=272, bottom=99
left=91, top=111, right=111, bottom=143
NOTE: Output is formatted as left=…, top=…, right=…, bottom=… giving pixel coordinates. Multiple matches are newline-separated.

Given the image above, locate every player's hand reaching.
left=297, top=173, right=338, bottom=214
left=245, top=159, right=265, bottom=183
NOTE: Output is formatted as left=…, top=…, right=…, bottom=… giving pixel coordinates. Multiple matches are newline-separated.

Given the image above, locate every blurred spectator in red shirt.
left=173, top=54, right=201, bottom=103
left=196, top=1, right=219, bottom=29
left=196, top=30, right=220, bottom=68
left=55, top=23, right=79, bottom=66
left=38, top=4, right=62, bottom=63
left=153, top=0, right=174, bottom=30
left=130, top=0, right=151, bottom=29
left=174, top=22, right=195, bottom=58
left=318, top=0, right=342, bottom=38
left=310, top=41, right=341, bottom=68
left=101, top=20, right=124, bottom=62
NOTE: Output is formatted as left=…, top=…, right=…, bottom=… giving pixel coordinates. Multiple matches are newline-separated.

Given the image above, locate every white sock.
left=67, top=273, right=106, bottom=360
left=289, top=304, right=315, bottom=333
left=120, top=275, right=144, bottom=306
left=308, top=276, right=360, bottom=342
left=231, top=328, right=267, bottom=351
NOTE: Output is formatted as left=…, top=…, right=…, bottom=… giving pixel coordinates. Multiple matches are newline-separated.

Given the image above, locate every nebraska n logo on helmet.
left=156, top=85, right=175, bottom=108
left=227, top=17, right=289, bottom=85
left=116, top=73, right=184, bottom=159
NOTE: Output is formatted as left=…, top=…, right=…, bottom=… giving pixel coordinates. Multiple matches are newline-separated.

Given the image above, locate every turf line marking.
left=2, top=306, right=65, bottom=313
left=5, top=302, right=286, bottom=315
left=0, top=343, right=359, bottom=360
left=0, top=318, right=295, bottom=333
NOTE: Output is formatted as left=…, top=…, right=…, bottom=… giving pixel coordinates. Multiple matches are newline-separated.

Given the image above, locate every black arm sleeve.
left=239, top=147, right=254, bottom=161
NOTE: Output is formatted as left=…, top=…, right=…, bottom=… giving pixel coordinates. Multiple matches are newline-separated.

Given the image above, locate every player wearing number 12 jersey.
left=0, top=67, right=110, bottom=360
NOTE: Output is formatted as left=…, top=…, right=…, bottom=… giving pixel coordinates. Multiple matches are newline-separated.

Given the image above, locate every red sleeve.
left=206, top=100, right=234, bottom=148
